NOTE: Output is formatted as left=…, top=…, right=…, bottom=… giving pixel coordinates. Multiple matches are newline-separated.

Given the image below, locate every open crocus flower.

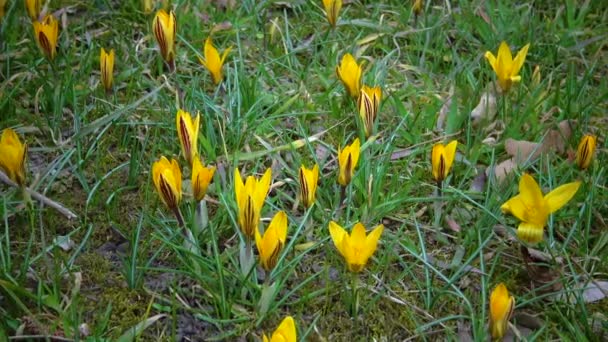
left=501, top=173, right=580, bottom=244
left=175, top=109, right=200, bottom=166
left=299, top=163, right=319, bottom=209
left=336, top=53, right=362, bottom=99
left=33, top=15, right=59, bottom=60
left=263, top=316, right=296, bottom=342
left=322, top=0, right=342, bottom=28
left=100, top=48, right=115, bottom=93
left=489, top=283, right=514, bottom=340
left=25, top=0, right=42, bottom=21
left=0, top=128, right=28, bottom=186
left=198, top=37, right=231, bottom=85
left=192, top=158, right=215, bottom=202
left=235, top=168, right=272, bottom=240
left=575, top=134, right=596, bottom=170
left=358, top=85, right=382, bottom=138
left=485, top=41, right=530, bottom=93
left=337, top=138, right=360, bottom=186
left=152, top=9, right=176, bottom=70
left=152, top=156, right=182, bottom=211
left=255, top=211, right=288, bottom=272
left=431, top=140, right=457, bottom=184
left=329, top=221, right=384, bottom=273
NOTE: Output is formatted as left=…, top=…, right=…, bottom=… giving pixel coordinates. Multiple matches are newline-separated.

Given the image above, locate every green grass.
left=1, top=0, right=607, bottom=340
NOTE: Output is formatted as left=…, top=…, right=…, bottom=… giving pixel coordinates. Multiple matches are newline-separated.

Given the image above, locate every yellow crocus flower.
left=152, top=9, right=176, bottom=70
left=235, top=168, right=272, bottom=240
left=198, top=37, right=231, bottom=85
left=337, top=138, right=360, bottom=186
left=322, top=0, right=342, bottom=28
left=489, top=283, right=514, bottom=340
left=25, top=0, right=41, bottom=21
left=358, top=85, right=382, bottom=138
left=152, top=156, right=182, bottom=211
left=336, top=53, right=362, bottom=99
left=100, top=48, right=115, bottom=93
left=484, top=41, right=530, bottom=93
left=431, top=140, right=457, bottom=183
left=299, top=163, right=319, bottom=209
left=33, top=15, right=59, bottom=60
left=575, top=134, right=596, bottom=170
left=263, top=316, right=296, bottom=342
left=255, top=211, right=288, bottom=272
left=501, top=173, right=580, bottom=244
left=192, top=158, right=215, bottom=202
left=0, top=128, right=28, bottom=186
left=329, top=221, right=384, bottom=273
left=175, top=109, right=200, bottom=166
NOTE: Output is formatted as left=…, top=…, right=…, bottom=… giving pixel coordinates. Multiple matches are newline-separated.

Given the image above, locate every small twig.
left=9, top=335, right=74, bottom=341
left=0, top=170, right=77, bottom=220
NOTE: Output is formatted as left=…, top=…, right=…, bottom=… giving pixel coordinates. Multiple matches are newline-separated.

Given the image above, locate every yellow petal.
left=0, top=128, right=27, bottom=186
left=518, top=173, right=543, bottom=208
left=484, top=51, right=497, bottom=72
left=442, top=140, right=458, bottom=179
left=364, top=224, right=384, bottom=261
left=192, top=158, right=215, bottom=202
left=431, top=143, right=444, bottom=182
left=489, top=283, right=514, bottom=340
left=511, top=43, right=530, bottom=77
left=329, top=221, right=347, bottom=258
left=516, top=221, right=544, bottom=244
left=501, top=194, right=528, bottom=222
left=544, top=181, right=580, bottom=214
left=269, top=316, right=296, bottom=342
left=254, top=168, right=272, bottom=208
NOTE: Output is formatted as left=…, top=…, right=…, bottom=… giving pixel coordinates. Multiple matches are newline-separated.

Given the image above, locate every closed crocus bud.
left=575, top=134, right=596, bottom=170
left=100, top=48, right=115, bottom=94
left=329, top=221, right=384, bottom=273
left=142, top=0, right=154, bottom=14
left=263, top=316, right=296, bottom=342
left=152, top=156, right=182, bottom=211
left=192, top=158, right=215, bottom=202
left=198, top=37, right=231, bottom=85
left=175, top=109, right=200, bottom=166
left=489, top=283, right=514, bottom=340
left=431, top=140, right=457, bottom=183
left=412, top=0, right=423, bottom=16
left=358, top=85, right=382, bottom=138
left=25, top=0, right=42, bottom=21
left=531, top=65, right=541, bottom=88
left=299, top=164, right=319, bottom=209
left=0, top=0, right=7, bottom=21
left=337, top=138, right=360, bottom=186
left=336, top=53, right=362, bottom=99
left=255, top=211, right=288, bottom=272
left=322, top=0, right=342, bottom=28
left=33, top=15, right=59, bottom=60
left=235, top=168, right=272, bottom=240
left=152, top=9, right=176, bottom=71
left=0, top=128, right=28, bottom=186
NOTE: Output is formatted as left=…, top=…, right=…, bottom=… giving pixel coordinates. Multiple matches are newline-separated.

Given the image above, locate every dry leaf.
left=436, top=90, right=453, bottom=131
left=471, top=91, right=497, bottom=125
left=505, top=120, right=574, bottom=164
left=445, top=215, right=461, bottom=232
left=488, top=158, right=518, bottom=183
left=469, top=170, right=486, bottom=192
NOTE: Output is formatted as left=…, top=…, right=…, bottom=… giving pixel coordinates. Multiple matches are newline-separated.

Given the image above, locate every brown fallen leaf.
left=505, top=120, right=574, bottom=164
left=487, top=158, right=518, bottom=183
left=471, top=91, right=497, bottom=125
